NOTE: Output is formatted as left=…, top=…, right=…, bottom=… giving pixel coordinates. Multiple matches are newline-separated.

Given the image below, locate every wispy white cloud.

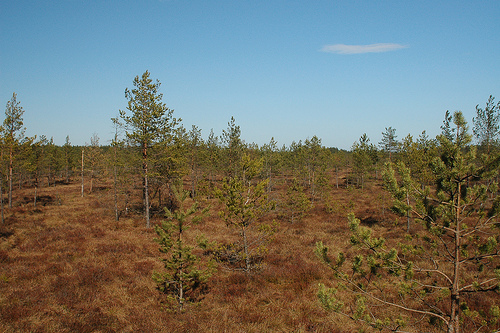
left=320, top=43, right=408, bottom=55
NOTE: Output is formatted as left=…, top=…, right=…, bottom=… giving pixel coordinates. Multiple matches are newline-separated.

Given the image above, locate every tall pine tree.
left=118, top=71, right=180, bottom=227
left=2, top=93, right=26, bottom=208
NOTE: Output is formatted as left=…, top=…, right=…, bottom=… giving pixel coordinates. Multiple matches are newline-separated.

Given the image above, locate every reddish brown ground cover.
left=0, top=175, right=493, bottom=332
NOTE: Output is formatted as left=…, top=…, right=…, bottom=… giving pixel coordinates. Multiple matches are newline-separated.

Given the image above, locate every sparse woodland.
left=0, top=73, right=499, bottom=332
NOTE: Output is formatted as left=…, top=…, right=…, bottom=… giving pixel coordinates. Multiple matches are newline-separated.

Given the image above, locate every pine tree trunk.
left=8, top=148, right=13, bottom=208
left=89, top=171, right=93, bottom=194
left=113, top=159, right=119, bottom=222
left=0, top=175, right=4, bottom=224
left=242, top=226, right=250, bottom=273
left=310, top=168, right=315, bottom=205
left=190, top=155, right=197, bottom=198
left=81, top=149, right=84, bottom=197
left=143, top=144, right=150, bottom=228
left=406, top=193, right=411, bottom=233
left=448, top=182, right=462, bottom=333
left=178, top=221, right=184, bottom=310
left=336, top=166, right=339, bottom=189
left=65, top=158, right=69, bottom=184
left=191, top=168, right=196, bottom=199
left=34, top=177, right=38, bottom=208
left=144, top=171, right=150, bottom=227
left=267, top=165, right=272, bottom=194
left=179, top=275, right=184, bottom=311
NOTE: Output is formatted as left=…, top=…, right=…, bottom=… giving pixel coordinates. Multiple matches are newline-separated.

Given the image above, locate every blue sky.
left=1, top=1, right=499, bottom=150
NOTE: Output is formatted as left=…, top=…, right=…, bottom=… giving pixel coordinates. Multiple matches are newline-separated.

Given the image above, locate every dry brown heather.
left=0, top=175, right=492, bottom=332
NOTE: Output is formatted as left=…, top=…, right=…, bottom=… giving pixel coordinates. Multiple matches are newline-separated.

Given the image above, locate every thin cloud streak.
left=321, top=43, right=408, bottom=54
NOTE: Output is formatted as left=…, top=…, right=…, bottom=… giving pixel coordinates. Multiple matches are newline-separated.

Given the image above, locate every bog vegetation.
left=0, top=72, right=499, bottom=332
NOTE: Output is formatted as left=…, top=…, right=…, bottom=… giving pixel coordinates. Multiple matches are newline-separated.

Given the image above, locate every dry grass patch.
left=1, top=175, right=496, bottom=332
